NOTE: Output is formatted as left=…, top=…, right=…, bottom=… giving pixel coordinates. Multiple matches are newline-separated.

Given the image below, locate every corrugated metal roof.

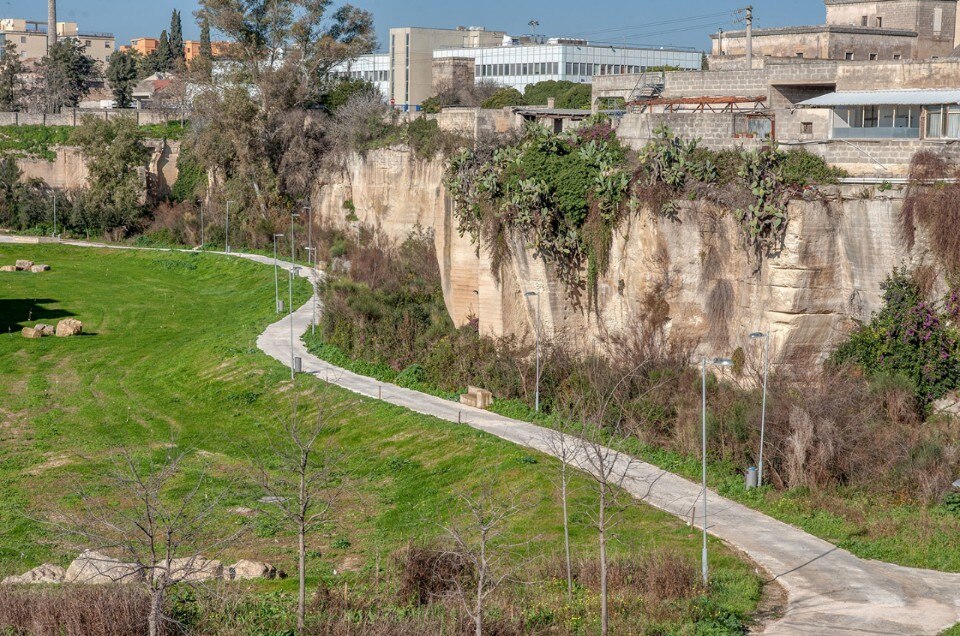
left=799, top=90, right=960, bottom=107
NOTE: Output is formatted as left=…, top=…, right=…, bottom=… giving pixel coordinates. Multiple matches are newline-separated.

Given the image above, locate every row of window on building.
left=476, top=61, right=653, bottom=79
left=338, top=69, right=389, bottom=82
left=833, top=105, right=960, bottom=139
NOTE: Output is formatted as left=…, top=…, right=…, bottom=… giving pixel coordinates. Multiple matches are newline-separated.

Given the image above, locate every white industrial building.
left=334, top=28, right=702, bottom=110
left=332, top=53, right=390, bottom=99
left=434, top=38, right=702, bottom=92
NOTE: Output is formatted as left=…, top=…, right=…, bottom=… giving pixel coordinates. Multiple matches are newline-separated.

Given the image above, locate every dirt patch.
left=27, top=454, right=73, bottom=475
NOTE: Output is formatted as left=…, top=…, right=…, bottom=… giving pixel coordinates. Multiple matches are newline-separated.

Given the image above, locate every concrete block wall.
left=0, top=109, right=182, bottom=127
left=616, top=111, right=766, bottom=151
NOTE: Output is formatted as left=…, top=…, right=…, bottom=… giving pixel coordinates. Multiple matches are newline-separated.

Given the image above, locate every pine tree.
left=157, top=30, right=172, bottom=73
left=200, top=18, right=212, bottom=60
left=169, top=10, right=184, bottom=63
left=0, top=42, right=25, bottom=111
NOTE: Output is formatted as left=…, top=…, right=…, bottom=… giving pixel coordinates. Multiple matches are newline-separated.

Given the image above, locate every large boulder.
left=2, top=564, right=66, bottom=585
left=227, top=559, right=277, bottom=581
left=14, top=260, right=33, bottom=271
left=30, top=264, right=50, bottom=273
left=0, top=265, right=16, bottom=272
left=64, top=550, right=143, bottom=584
left=21, top=327, right=41, bottom=339
left=157, top=557, right=224, bottom=583
left=34, top=324, right=54, bottom=336
left=55, top=319, right=83, bottom=337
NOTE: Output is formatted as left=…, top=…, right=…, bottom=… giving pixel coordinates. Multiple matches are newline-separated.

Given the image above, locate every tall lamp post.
left=289, top=265, right=301, bottom=381
left=290, top=212, right=300, bottom=265
left=52, top=191, right=57, bottom=238
left=750, top=332, right=770, bottom=487
left=225, top=200, right=235, bottom=254
left=524, top=291, right=541, bottom=412
left=701, top=356, right=734, bottom=586
left=303, top=205, right=312, bottom=266
left=304, top=246, right=317, bottom=334
left=199, top=201, right=205, bottom=248
left=273, top=233, right=285, bottom=313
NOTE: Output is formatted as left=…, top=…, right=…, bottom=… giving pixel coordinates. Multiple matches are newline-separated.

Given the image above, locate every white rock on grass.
left=21, top=327, right=41, bottom=339
left=1, top=564, right=66, bottom=585
left=14, top=260, right=33, bottom=271
left=34, top=324, right=54, bottom=336
left=227, top=559, right=277, bottom=581
left=30, top=264, right=51, bottom=273
left=64, top=550, right=143, bottom=584
left=0, top=265, right=16, bottom=272
left=155, top=557, right=224, bottom=583
left=55, top=319, right=83, bottom=337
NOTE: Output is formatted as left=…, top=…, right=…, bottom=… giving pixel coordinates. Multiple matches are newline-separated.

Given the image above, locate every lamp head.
left=525, top=291, right=538, bottom=297
left=954, top=479, right=960, bottom=489
left=713, top=358, right=734, bottom=367
left=274, top=233, right=284, bottom=238
left=750, top=332, right=767, bottom=339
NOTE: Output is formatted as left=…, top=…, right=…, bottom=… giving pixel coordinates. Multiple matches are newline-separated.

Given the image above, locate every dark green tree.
left=69, top=116, right=150, bottom=235
left=199, top=17, right=213, bottom=60
left=106, top=50, right=140, bottom=108
left=37, top=39, right=98, bottom=112
left=169, top=10, right=185, bottom=64
left=157, top=30, right=172, bottom=72
left=481, top=87, right=524, bottom=109
left=0, top=42, right=25, bottom=111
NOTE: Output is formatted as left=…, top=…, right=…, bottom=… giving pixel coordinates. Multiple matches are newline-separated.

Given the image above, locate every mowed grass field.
left=0, top=244, right=761, bottom=632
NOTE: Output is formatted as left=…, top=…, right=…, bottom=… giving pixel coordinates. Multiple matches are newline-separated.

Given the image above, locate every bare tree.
left=57, top=445, right=242, bottom=636
left=544, top=423, right=576, bottom=602
left=251, top=390, right=350, bottom=636
left=556, top=357, right=651, bottom=636
left=440, top=487, right=534, bottom=636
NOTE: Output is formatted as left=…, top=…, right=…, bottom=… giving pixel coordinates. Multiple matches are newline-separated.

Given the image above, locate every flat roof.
left=711, top=25, right=917, bottom=39
left=799, top=89, right=960, bottom=107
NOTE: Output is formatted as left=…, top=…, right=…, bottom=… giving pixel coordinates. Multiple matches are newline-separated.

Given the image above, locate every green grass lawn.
left=0, top=245, right=761, bottom=633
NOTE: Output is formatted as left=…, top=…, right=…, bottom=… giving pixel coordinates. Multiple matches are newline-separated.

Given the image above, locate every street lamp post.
left=304, top=205, right=312, bottom=267
left=289, top=265, right=301, bottom=381
left=701, top=356, right=734, bottom=586
left=225, top=200, right=235, bottom=254
left=290, top=212, right=300, bottom=266
left=200, top=201, right=204, bottom=248
left=524, top=291, right=541, bottom=412
left=52, top=191, right=57, bottom=238
left=750, top=332, right=770, bottom=487
left=304, top=246, right=317, bottom=334
left=273, top=233, right=285, bottom=313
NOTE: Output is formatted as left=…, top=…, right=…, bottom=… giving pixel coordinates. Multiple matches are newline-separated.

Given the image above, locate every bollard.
left=745, top=466, right=759, bottom=490
left=378, top=385, right=382, bottom=400
left=293, top=357, right=302, bottom=373
left=277, top=299, right=284, bottom=313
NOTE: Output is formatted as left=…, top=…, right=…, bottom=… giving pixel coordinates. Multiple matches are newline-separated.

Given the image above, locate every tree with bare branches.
left=440, top=487, right=534, bottom=636
left=544, top=424, right=576, bottom=602
left=250, top=391, right=349, bottom=636
left=57, top=445, right=242, bottom=636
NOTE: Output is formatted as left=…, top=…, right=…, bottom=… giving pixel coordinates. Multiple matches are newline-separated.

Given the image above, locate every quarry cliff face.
left=314, top=147, right=930, bottom=367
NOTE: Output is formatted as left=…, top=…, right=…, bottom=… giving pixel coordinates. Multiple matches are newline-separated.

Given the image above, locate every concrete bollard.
left=745, top=466, right=759, bottom=490
left=293, top=357, right=302, bottom=373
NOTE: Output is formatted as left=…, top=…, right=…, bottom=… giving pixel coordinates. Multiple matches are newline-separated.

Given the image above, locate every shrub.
left=779, top=148, right=847, bottom=187
left=832, top=268, right=960, bottom=411
left=481, top=87, right=524, bottom=109
left=396, top=544, right=469, bottom=606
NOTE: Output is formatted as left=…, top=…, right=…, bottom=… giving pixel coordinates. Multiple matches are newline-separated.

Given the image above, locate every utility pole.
left=745, top=5, right=754, bottom=68
left=47, top=0, right=57, bottom=50
left=717, top=28, right=724, bottom=56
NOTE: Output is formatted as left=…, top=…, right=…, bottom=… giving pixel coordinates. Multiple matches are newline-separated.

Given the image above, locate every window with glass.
left=833, top=105, right=921, bottom=138
left=926, top=105, right=960, bottom=138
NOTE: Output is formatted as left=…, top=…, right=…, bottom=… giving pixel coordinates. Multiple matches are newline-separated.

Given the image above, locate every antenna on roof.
left=528, top=19, right=540, bottom=35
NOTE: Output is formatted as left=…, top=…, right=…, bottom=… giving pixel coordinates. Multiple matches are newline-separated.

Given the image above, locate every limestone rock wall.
left=312, top=147, right=931, bottom=367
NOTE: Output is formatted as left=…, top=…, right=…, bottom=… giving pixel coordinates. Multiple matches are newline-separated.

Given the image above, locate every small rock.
left=30, top=264, right=50, bottom=273
left=227, top=559, right=277, bottom=581
left=34, top=324, right=54, bottom=336
left=55, top=319, right=83, bottom=337
left=14, top=259, right=33, bottom=271
left=2, top=564, right=66, bottom=585
left=156, top=557, right=223, bottom=583
left=64, top=550, right=143, bottom=584
left=0, top=265, right=16, bottom=272
left=21, top=327, right=41, bottom=339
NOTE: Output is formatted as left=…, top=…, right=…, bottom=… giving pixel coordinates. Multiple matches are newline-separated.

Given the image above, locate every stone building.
left=0, top=19, right=115, bottom=64
left=712, top=0, right=960, bottom=62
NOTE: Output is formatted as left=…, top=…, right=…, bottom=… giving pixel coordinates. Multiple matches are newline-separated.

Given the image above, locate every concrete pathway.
left=6, top=237, right=960, bottom=635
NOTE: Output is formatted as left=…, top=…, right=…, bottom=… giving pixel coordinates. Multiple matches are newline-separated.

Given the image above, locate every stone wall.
left=0, top=109, right=181, bottom=127
left=825, top=0, right=959, bottom=58
left=310, top=147, right=938, bottom=369
left=616, top=112, right=767, bottom=151
left=713, top=28, right=917, bottom=61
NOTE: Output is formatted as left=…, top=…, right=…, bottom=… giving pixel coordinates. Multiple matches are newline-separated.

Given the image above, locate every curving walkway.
left=6, top=237, right=960, bottom=635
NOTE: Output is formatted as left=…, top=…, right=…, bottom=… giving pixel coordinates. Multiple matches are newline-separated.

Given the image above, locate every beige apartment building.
left=388, top=26, right=506, bottom=109
left=0, top=19, right=115, bottom=64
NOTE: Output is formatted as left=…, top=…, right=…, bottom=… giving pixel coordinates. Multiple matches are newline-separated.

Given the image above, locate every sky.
left=5, top=0, right=824, bottom=52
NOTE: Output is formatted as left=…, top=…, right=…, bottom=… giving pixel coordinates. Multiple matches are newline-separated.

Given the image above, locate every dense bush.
left=832, top=268, right=960, bottom=411
left=481, top=87, right=524, bottom=109
left=523, top=80, right=592, bottom=109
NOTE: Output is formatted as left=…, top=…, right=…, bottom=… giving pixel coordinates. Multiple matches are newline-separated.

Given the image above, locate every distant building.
left=434, top=38, right=701, bottom=95
left=128, top=37, right=159, bottom=57
left=334, top=53, right=390, bottom=98
left=184, top=40, right=232, bottom=62
left=0, top=19, right=115, bottom=64
left=712, top=0, right=960, bottom=62
left=335, top=26, right=701, bottom=111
